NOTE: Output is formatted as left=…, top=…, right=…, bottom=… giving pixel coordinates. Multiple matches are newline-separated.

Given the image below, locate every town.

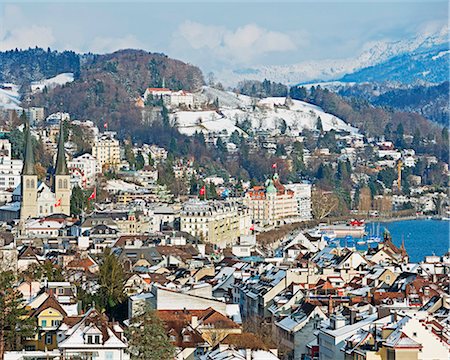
left=0, top=74, right=448, bottom=360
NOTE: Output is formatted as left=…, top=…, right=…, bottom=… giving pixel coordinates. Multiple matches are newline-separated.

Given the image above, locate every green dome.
left=265, top=179, right=277, bottom=194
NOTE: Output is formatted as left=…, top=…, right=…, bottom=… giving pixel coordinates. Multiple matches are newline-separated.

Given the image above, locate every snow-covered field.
left=31, top=73, right=74, bottom=93
left=0, top=84, right=21, bottom=110
left=172, top=88, right=358, bottom=136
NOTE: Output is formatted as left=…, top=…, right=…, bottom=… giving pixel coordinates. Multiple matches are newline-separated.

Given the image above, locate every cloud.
left=88, top=35, right=146, bottom=54
left=175, top=21, right=297, bottom=64
left=0, top=5, right=56, bottom=51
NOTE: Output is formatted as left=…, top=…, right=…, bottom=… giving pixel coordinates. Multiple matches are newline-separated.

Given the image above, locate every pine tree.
left=0, top=271, right=35, bottom=360
left=316, top=117, right=323, bottom=132
left=126, top=309, right=175, bottom=360
left=135, top=151, right=145, bottom=170
left=98, top=248, right=125, bottom=315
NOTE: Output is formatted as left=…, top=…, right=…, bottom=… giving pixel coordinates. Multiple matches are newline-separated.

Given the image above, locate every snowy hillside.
left=0, top=84, right=21, bottom=110
left=31, top=73, right=74, bottom=93
left=215, top=26, right=448, bottom=85
left=172, top=88, right=358, bottom=136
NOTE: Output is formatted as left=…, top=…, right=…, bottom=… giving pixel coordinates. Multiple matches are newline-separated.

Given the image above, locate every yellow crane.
left=397, top=160, right=403, bottom=190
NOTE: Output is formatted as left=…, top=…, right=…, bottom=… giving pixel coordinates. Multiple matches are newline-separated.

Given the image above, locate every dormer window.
left=183, top=334, right=191, bottom=342
left=86, top=334, right=101, bottom=344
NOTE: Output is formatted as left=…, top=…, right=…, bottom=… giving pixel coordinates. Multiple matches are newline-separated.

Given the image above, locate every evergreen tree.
left=135, top=151, right=145, bottom=170
left=70, top=185, right=87, bottom=216
left=126, top=308, right=175, bottom=360
left=229, top=130, right=241, bottom=145
left=316, top=117, right=323, bottom=132
left=148, top=153, right=155, bottom=167
left=395, top=123, right=405, bottom=148
left=98, top=248, right=125, bottom=315
left=124, top=141, right=136, bottom=169
left=0, top=271, right=35, bottom=359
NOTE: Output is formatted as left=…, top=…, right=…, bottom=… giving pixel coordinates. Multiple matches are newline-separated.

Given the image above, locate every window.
left=183, top=334, right=191, bottom=342
left=87, top=335, right=93, bottom=344
left=58, top=179, right=62, bottom=188
left=52, top=320, right=60, bottom=327
left=63, top=179, right=68, bottom=189
left=94, top=335, right=101, bottom=344
left=45, top=333, right=52, bottom=345
left=105, top=352, right=113, bottom=360
left=41, top=320, right=47, bottom=327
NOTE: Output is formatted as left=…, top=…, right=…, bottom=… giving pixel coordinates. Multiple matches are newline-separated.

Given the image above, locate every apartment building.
left=92, top=132, right=120, bottom=171
left=180, top=199, right=251, bottom=247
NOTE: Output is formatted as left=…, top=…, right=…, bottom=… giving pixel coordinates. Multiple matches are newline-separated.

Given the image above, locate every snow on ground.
left=31, top=73, right=74, bottom=93
left=199, top=86, right=253, bottom=109
left=0, top=83, right=22, bottom=110
left=175, top=89, right=358, bottom=136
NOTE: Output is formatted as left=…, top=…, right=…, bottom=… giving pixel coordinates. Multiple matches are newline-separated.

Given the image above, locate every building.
left=244, top=173, right=303, bottom=227
left=143, top=87, right=195, bottom=109
left=0, top=138, right=23, bottom=191
left=180, top=199, right=251, bottom=247
left=24, top=107, right=45, bottom=125
left=20, top=120, right=71, bottom=220
left=285, top=183, right=312, bottom=220
left=68, top=153, right=99, bottom=188
left=92, top=132, right=121, bottom=171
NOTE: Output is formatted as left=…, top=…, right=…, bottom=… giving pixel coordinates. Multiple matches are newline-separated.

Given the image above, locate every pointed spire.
left=55, top=120, right=68, bottom=175
left=22, top=121, right=36, bottom=175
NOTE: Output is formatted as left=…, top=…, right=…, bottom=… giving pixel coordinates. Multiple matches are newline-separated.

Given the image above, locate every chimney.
left=191, top=315, right=198, bottom=328
left=245, top=349, right=252, bottom=360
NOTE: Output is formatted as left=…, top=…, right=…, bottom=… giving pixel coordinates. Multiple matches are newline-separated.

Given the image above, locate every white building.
left=92, top=132, right=120, bottom=171
left=285, top=183, right=312, bottom=220
left=0, top=139, right=23, bottom=191
left=180, top=199, right=251, bottom=247
left=68, top=153, right=99, bottom=188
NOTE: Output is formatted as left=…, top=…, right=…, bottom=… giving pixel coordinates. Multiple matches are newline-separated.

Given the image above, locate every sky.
left=0, top=1, right=448, bottom=74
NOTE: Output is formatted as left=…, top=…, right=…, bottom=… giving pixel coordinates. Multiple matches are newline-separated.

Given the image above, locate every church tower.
left=53, top=121, right=71, bottom=215
left=20, top=122, right=38, bottom=220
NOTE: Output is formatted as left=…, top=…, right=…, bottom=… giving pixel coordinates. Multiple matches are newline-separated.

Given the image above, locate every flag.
left=272, top=163, right=277, bottom=169
left=250, top=224, right=255, bottom=232
left=88, top=188, right=96, bottom=201
left=103, top=122, right=108, bottom=130
left=54, top=198, right=61, bottom=207
left=199, top=185, right=206, bottom=196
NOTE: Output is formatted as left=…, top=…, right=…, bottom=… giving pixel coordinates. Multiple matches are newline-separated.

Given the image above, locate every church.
left=18, top=120, right=71, bottom=220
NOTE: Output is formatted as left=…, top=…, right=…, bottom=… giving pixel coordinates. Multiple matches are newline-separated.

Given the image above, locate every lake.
left=374, top=219, right=450, bottom=263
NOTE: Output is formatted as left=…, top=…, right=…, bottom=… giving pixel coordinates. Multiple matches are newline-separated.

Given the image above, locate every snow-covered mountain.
left=216, top=26, right=449, bottom=85
left=171, top=87, right=358, bottom=136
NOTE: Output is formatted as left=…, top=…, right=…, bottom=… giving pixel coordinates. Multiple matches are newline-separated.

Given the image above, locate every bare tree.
left=311, top=188, right=339, bottom=220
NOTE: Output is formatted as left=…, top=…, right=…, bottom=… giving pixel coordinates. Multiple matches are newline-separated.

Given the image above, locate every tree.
left=394, top=123, right=404, bottom=148
left=22, top=261, right=64, bottom=282
left=0, top=271, right=35, bottom=360
left=124, top=140, right=136, bottom=169
left=148, top=153, right=155, bottom=167
left=98, top=248, right=125, bottom=314
left=70, top=185, right=88, bottom=216
left=135, top=151, right=145, bottom=170
left=126, top=308, right=175, bottom=360
left=311, top=188, right=339, bottom=219
left=316, top=117, right=323, bottom=132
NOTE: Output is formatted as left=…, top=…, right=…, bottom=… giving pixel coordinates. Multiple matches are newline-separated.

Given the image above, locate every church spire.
left=22, top=121, right=36, bottom=175
left=55, top=120, right=68, bottom=175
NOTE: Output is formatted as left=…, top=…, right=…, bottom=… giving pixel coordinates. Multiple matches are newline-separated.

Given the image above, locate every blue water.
left=377, top=219, right=449, bottom=263
left=327, top=220, right=449, bottom=263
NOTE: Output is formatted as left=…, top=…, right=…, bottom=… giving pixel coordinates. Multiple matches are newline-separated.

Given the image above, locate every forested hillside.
left=26, top=49, right=204, bottom=133
left=338, top=82, right=449, bottom=126
left=0, top=48, right=80, bottom=84
left=289, top=85, right=449, bottom=162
